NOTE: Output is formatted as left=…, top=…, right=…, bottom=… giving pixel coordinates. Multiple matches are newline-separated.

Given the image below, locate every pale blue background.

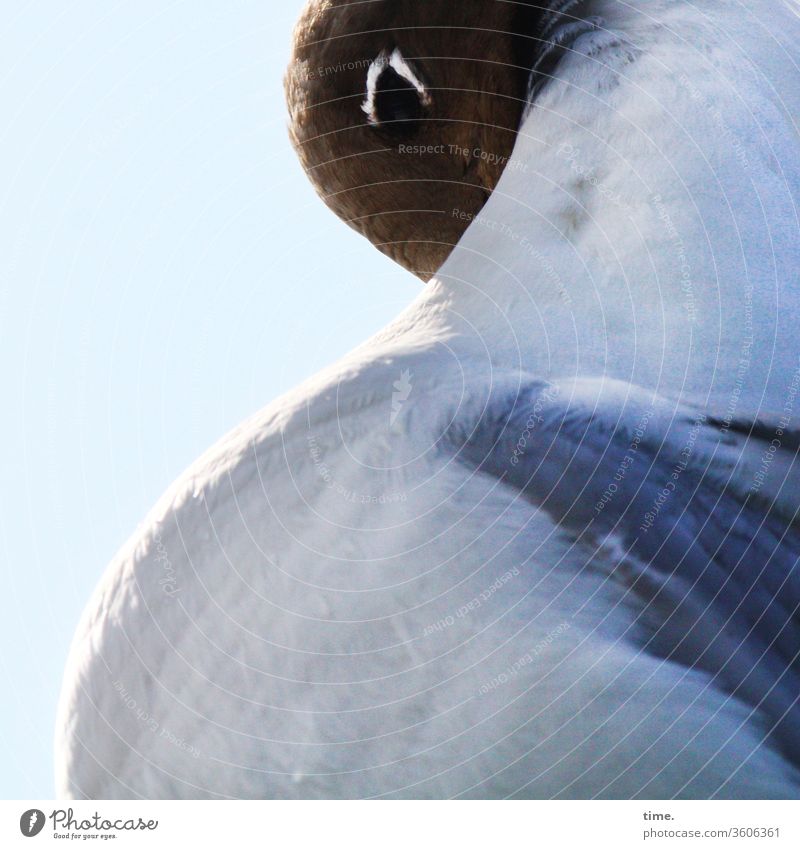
left=0, top=1, right=414, bottom=798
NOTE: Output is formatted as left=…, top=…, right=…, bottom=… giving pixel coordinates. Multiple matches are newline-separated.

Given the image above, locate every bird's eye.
left=362, top=48, right=430, bottom=137
left=373, top=66, right=424, bottom=127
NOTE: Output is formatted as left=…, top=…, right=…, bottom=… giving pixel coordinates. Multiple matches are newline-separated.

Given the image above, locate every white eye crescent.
left=362, top=47, right=431, bottom=128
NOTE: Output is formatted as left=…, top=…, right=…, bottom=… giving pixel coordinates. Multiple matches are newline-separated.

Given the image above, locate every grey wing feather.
left=452, top=376, right=800, bottom=766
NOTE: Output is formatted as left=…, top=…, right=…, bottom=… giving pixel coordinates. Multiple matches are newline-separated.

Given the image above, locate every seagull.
left=57, top=0, right=800, bottom=798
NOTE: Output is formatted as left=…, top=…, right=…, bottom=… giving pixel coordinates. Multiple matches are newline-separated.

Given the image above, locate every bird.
left=56, top=0, right=800, bottom=798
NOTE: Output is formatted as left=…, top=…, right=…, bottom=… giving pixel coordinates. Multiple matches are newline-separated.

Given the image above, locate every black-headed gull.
left=57, top=0, right=800, bottom=798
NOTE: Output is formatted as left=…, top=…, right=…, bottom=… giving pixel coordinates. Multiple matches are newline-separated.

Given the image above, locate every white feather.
left=56, top=0, right=800, bottom=798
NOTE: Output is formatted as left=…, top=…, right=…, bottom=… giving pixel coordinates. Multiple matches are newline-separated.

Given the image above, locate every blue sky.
left=0, top=1, right=414, bottom=798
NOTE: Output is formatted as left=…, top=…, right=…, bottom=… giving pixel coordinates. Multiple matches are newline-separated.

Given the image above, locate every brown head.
left=285, top=1, right=552, bottom=281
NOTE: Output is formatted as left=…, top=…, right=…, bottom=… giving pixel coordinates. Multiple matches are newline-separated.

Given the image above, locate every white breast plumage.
left=56, top=0, right=800, bottom=799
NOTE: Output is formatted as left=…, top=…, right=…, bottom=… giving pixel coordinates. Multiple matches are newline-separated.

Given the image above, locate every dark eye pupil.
left=373, top=66, right=423, bottom=132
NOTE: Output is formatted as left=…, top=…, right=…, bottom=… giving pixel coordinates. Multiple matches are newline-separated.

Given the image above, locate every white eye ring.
left=361, top=47, right=431, bottom=124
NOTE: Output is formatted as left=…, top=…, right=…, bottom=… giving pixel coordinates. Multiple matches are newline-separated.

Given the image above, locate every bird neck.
left=390, top=0, right=800, bottom=415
